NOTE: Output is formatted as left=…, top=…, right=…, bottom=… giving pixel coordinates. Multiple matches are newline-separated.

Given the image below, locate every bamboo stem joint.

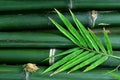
left=49, top=48, right=56, bottom=65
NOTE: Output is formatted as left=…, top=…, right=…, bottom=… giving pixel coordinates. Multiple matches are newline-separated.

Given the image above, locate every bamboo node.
left=91, top=10, right=97, bottom=18
left=49, top=48, right=56, bottom=65
left=90, top=10, right=98, bottom=27
left=23, top=63, right=39, bottom=72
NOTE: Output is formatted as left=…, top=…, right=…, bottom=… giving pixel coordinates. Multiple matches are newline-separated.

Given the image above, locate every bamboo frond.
left=43, top=9, right=120, bottom=76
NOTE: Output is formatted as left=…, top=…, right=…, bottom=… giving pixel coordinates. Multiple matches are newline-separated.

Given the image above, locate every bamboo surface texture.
left=0, top=11, right=119, bottom=30
left=0, top=49, right=119, bottom=67
left=0, top=32, right=119, bottom=49
left=0, top=12, right=88, bottom=30
left=0, top=0, right=119, bottom=11
left=0, top=65, right=119, bottom=80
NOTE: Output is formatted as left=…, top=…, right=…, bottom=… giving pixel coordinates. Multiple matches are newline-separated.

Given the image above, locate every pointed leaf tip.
left=103, top=28, right=113, bottom=55
left=83, top=56, right=108, bottom=72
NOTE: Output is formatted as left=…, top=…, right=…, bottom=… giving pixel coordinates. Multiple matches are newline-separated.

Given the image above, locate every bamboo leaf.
left=43, top=47, right=80, bottom=62
left=103, top=28, right=113, bottom=55
left=44, top=10, right=114, bottom=75
left=49, top=17, right=80, bottom=46
left=68, top=54, right=101, bottom=73
left=83, top=56, right=108, bottom=72
left=52, top=52, right=95, bottom=75
left=55, top=9, right=86, bottom=47
left=43, top=49, right=83, bottom=73
left=69, top=10, right=91, bottom=48
left=76, top=19, right=99, bottom=52
left=88, top=28, right=107, bottom=54
left=70, top=10, right=99, bottom=51
left=53, top=47, right=80, bottom=57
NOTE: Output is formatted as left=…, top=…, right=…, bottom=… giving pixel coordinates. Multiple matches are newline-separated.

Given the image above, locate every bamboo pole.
left=0, top=32, right=119, bottom=49
left=0, top=11, right=119, bottom=30
left=0, top=12, right=89, bottom=30
left=0, top=0, right=119, bottom=11
left=0, top=49, right=119, bottom=67
left=0, top=49, right=62, bottom=65
left=0, top=0, right=67, bottom=11
left=0, top=32, right=73, bottom=48
left=0, top=65, right=119, bottom=80
left=93, top=11, right=120, bottom=28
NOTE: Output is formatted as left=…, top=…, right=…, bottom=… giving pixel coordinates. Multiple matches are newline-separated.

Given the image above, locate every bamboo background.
left=0, top=0, right=120, bottom=80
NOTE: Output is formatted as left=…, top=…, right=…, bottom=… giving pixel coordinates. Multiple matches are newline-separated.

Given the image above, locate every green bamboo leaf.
left=83, top=56, right=108, bottom=72
left=49, top=18, right=80, bottom=46
left=44, top=10, right=113, bottom=76
left=43, top=47, right=80, bottom=61
left=88, top=28, right=107, bottom=54
left=43, top=49, right=83, bottom=73
left=53, top=47, right=80, bottom=57
left=76, top=19, right=99, bottom=52
left=55, top=51, right=89, bottom=71
left=55, top=9, right=86, bottom=47
left=103, top=28, right=113, bottom=55
left=70, top=10, right=99, bottom=51
left=68, top=54, right=101, bottom=73
left=69, top=10, right=91, bottom=49
left=51, top=52, right=95, bottom=75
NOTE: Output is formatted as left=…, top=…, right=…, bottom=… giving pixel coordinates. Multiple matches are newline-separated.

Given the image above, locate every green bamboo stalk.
left=0, top=49, right=119, bottom=67
left=0, top=0, right=67, bottom=11
left=94, top=11, right=120, bottom=28
left=0, top=0, right=119, bottom=11
left=0, top=12, right=88, bottom=30
left=0, top=65, right=119, bottom=80
left=0, top=32, right=119, bottom=49
left=0, top=11, right=119, bottom=30
left=73, top=0, right=120, bottom=10
left=0, top=49, right=62, bottom=65
left=0, top=32, right=73, bottom=48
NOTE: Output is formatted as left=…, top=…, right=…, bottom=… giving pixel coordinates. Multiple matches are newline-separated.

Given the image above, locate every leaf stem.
left=80, top=46, right=120, bottom=60
left=110, top=55, right=120, bottom=60
left=80, top=46, right=103, bottom=54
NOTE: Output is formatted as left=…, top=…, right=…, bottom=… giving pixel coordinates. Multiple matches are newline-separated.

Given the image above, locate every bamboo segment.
left=0, top=0, right=68, bottom=11
left=0, top=32, right=119, bottom=49
left=0, top=48, right=119, bottom=67
left=0, top=32, right=73, bottom=48
left=0, top=14, right=54, bottom=30
left=0, top=49, right=50, bottom=65
left=0, top=11, right=119, bottom=30
left=94, top=11, right=120, bottom=28
left=73, top=0, right=120, bottom=10
left=0, top=12, right=89, bottom=30
left=0, top=49, right=62, bottom=65
left=0, top=0, right=119, bottom=11
left=0, top=65, right=119, bottom=80
left=0, top=11, right=120, bottom=31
